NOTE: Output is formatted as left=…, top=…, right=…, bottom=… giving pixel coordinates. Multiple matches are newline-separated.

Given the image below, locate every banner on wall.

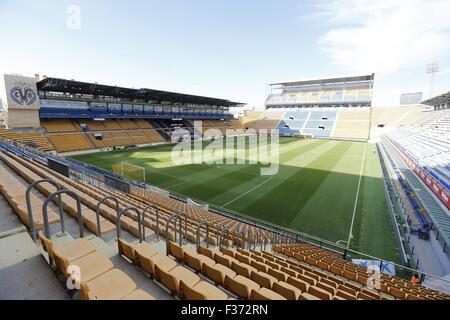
left=352, top=259, right=396, bottom=276
left=392, top=143, right=450, bottom=209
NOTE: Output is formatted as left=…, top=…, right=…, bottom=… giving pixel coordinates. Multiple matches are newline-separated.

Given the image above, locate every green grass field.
left=71, top=137, right=401, bottom=263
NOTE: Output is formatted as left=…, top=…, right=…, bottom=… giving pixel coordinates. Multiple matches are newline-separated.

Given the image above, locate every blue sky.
left=1, top=0, right=449, bottom=108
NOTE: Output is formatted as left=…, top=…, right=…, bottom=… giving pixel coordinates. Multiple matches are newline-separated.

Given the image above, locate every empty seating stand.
left=2, top=144, right=449, bottom=301
left=117, top=239, right=230, bottom=300
left=0, top=128, right=54, bottom=152
left=39, top=231, right=154, bottom=300
left=273, top=244, right=450, bottom=300
left=47, top=133, right=94, bottom=152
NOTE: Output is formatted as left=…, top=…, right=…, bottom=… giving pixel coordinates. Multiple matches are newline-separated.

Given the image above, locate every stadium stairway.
left=147, top=119, right=171, bottom=141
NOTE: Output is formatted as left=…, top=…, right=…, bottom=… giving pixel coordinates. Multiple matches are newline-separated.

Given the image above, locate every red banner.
left=390, top=141, right=450, bottom=209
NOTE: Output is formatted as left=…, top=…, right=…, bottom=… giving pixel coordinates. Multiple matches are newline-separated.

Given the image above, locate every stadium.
left=0, top=1, right=449, bottom=305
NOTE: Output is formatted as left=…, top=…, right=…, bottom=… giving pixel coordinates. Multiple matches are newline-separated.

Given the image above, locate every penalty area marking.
left=220, top=177, right=274, bottom=208
left=145, top=167, right=190, bottom=188
left=145, top=167, right=184, bottom=180
left=346, top=143, right=367, bottom=249
left=165, top=179, right=191, bottom=189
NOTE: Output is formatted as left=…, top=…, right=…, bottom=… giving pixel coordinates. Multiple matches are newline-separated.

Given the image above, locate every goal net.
left=112, top=162, right=146, bottom=183
left=187, top=198, right=209, bottom=211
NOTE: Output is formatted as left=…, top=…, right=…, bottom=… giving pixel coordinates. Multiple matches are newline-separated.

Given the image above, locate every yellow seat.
left=67, top=251, right=114, bottom=282
left=118, top=239, right=137, bottom=262
left=334, top=289, right=357, bottom=300
left=287, top=276, right=310, bottom=292
left=268, top=268, right=288, bottom=282
left=139, top=253, right=177, bottom=277
left=388, top=286, right=406, bottom=299
left=250, top=271, right=278, bottom=290
left=316, top=282, right=336, bottom=296
left=157, top=265, right=201, bottom=297
left=185, top=250, right=215, bottom=272
left=299, top=292, right=320, bottom=300
left=251, top=260, right=269, bottom=273
left=168, top=241, right=185, bottom=260
left=53, top=239, right=96, bottom=262
left=231, top=261, right=257, bottom=278
left=214, top=253, right=238, bottom=268
left=251, top=287, right=287, bottom=300
left=134, top=241, right=159, bottom=266
left=122, top=289, right=155, bottom=300
left=180, top=280, right=228, bottom=300
left=39, top=231, right=95, bottom=263
left=225, top=275, right=260, bottom=299
left=80, top=269, right=137, bottom=300
left=198, top=246, right=216, bottom=260
left=273, top=281, right=302, bottom=300
left=203, top=263, right=236, bottom=285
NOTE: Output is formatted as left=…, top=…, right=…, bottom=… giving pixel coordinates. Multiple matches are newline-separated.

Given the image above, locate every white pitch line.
left=220, top=177, right=274, bottom=208
left=346, top=143, right=367, bottom=249
left=165, top=179, right=191, bottom=189
left=146, top=167, right=184, bottom=180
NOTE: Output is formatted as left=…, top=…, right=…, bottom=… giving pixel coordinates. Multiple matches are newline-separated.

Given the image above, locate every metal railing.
left=116, top=207, right=143, bottom=242
left=41, top=189, right=84, bottom=239
left=165, top=214, right=183, bottom=256
left=26, top=179, right=63, bottom=241
left=96, top=196, right=119, bottom=238
left=196, top=220, right=210, bottom=251
left=143, top=204, right=160, bottom=241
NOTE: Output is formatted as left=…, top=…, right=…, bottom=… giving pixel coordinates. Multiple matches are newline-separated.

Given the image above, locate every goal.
left=112, top=162, right=146, bottom=183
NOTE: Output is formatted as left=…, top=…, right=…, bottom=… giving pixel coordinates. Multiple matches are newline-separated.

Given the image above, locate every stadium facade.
left=0, top=72, right=449, bottom=300
left=265, top=74, right=375, bottom=109
left=0, top=74, right=243, bottom=129
left=400, top=92, right=423, bottom=105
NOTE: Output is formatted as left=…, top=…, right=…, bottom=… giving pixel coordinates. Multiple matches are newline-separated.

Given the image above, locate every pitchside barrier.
left=2, top=138, right=450, bottom=293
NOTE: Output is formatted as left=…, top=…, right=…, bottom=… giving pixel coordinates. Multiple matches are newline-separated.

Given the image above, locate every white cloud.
left=314, top=0, right=450, bottom=75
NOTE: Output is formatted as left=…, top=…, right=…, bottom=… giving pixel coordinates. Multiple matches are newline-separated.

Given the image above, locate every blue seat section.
left=39, top=107, right=230, bottom=120
left=302, top=127, right=333, bottom=137
left=276, top=110, right=337, bottom=137
left=277, top=110, right=309, bottom=134
left=302, top=111, right=337, bottom=137
left=307, top=111, right=337, bottom=121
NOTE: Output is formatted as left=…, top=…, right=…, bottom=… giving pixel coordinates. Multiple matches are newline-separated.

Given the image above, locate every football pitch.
left=71, top=137, right=401, bottom=263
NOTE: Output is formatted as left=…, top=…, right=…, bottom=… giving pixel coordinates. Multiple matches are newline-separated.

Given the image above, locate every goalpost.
left=112, top=162, right=146, bottom=183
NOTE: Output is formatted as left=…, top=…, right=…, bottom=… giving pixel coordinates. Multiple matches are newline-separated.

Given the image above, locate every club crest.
left=10, top=82, right=37, bottom=106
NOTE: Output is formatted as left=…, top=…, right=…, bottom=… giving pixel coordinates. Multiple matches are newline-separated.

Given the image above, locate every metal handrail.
left=26, top=179, right=62, bottom=241
left=196, top=220, right=210, bottom=251
left=116, top=207, right=143, bottom=242
left=216, top=224, right=225, bottom=246
left=42, top=190, right=83, bottom=239
left=218, top=226, right=230, bottom=250
left=216, top=224, right=223, bottom=245
left=166, top=214, right=183, bottom=256
left=143, top=204, right=159, bottom=241
left=179, top=212, right=188, bottom=243
left=96, top=196, right=119, bottom=238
